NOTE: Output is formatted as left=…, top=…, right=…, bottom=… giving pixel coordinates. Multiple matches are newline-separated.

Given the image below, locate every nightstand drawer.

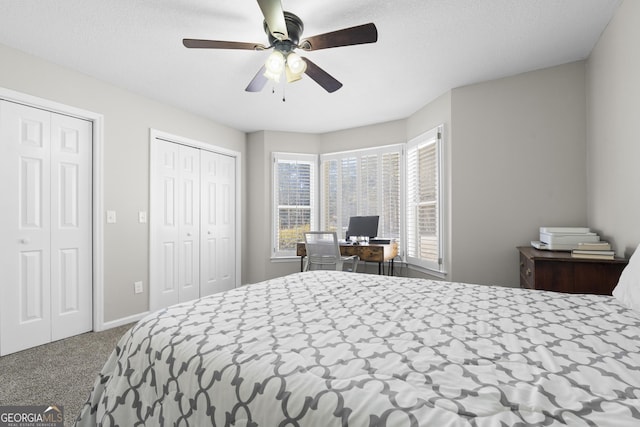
left=519, top=252, right=535, bottom=289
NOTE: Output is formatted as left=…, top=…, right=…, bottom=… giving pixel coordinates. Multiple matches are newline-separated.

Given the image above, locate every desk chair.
left=303, top=231, right=359, bottom=272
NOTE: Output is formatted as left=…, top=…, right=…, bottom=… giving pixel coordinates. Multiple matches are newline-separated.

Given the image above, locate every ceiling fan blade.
left=299, top=23, right=378, bottom=51
left=256, top=0, right=288, bottom=40
left=302, top=58, right=343, bottom=93
left=183, top=39, right=266, bottom=50
left=245, top=65, right=269, bottom=92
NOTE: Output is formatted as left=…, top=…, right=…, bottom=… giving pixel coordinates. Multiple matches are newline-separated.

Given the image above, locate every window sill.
left=407, top=263, right=448, bottom=280
left=270, top=256, right=300, bottom=263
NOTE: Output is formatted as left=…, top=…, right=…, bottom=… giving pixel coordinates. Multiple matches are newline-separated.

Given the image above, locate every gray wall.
left=587, top=0, right=640, bottom=258
left=449, top=62, right=588, bottom=286
left=0, top=43, right=246, bottom=324
left=320, top=120, right=406, bottom=153
left=246, top=131, right=321, bottom=283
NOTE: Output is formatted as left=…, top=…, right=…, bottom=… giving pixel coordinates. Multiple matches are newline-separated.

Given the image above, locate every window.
left=271, top=129, right=444, bottom=271
left=320, top=145, right=402, bottom=243
left=272, top=153, right=317, bottom=258
left=406, top=126, right=443, bottom=271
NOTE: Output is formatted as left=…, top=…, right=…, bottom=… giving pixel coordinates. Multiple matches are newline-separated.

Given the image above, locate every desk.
left=297, top=241, right=398, bottom=275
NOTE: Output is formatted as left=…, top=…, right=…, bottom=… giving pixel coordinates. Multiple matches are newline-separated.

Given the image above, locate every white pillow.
left=613, top=244, right=640, bottom=311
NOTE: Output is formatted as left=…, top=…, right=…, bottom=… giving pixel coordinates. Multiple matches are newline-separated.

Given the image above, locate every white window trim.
left=405, top=125, right=445, bottom=273
left=271, top=152, right=318, bottom=259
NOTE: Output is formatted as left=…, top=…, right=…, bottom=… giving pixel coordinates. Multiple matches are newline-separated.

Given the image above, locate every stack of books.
left=571, top=242, right=615, bottom=260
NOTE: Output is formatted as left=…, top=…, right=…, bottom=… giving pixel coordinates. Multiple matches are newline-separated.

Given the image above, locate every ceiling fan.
left=182, top=0, right=378, bottom=93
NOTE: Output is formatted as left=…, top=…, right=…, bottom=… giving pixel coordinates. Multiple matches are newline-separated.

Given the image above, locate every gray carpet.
left=0, top=323, right=134, bottom=426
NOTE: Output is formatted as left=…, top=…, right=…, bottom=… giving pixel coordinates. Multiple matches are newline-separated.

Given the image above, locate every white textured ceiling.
left=0, top=0, right=621, bottom=133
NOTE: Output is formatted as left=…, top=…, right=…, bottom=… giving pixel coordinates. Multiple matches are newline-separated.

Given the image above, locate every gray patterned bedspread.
left=75, top=271, right=640, bottom=426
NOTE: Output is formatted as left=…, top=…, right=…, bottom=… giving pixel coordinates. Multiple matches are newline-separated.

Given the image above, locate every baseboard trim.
left=96, top=311, right=150, bottom=332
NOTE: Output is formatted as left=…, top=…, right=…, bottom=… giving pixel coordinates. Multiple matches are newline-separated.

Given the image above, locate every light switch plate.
left=139, top=211, right=147, bottom=223
left=106, top=210, right=117, bottom=223
left=134, top=281, right=143, bottom=294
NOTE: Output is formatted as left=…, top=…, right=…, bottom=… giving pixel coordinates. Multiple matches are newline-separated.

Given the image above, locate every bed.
left=75, top=269, right=640, bottom=426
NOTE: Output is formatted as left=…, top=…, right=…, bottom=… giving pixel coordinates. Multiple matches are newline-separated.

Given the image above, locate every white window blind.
left=321, top=145, right=402, bottom=243
left=382, top=151, right=401, bottom=240
left=272, top=153, right=317, bottom=257
left=341, top=157, right=358, bottom=230
left=406, top=126, right=443, bottom=271
left=360, top=155, right=378, bottom=215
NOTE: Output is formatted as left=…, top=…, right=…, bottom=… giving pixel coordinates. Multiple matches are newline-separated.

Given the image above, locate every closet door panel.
left=178, top=145, right=200, bottom=303
left=50, top=113, right=93, bottom=340
left=217, top=154, right=235, bottom=290
left=200, top=150, right=235, bottom=296
left=151, top=141, right=201, bottom=308
left=151, top=140, right=181, bottom=310
left=201, top=164, right=218, bottom=293
left=0, top=101, right=52, bottom=355
left=219, top=164, right=234, bottom=284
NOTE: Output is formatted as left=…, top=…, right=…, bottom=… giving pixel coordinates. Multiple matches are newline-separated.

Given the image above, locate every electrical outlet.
left=138, top=211, right=147, bottom=223
left=134, top=281, right=143, bottom=294
left=106, top=210, right=117, bottom=224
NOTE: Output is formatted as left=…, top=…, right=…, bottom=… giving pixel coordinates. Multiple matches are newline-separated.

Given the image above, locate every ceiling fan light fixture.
left=264, top=50, right=285, bottom=81
left=285, top=66, right=302, bottom=83
left=264, top=68, right=281, bottom=82
left=286, top=52, right=307, bottom=75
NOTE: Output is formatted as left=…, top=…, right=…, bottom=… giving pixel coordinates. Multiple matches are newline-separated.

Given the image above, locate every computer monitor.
left=346, top=215, right=379, bottom=240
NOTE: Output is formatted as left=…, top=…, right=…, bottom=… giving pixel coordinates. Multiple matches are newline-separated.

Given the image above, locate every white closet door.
left=178, top=145, right=201, bottom=303
left=200, top=150, right=236, bottom=296
left=50, top=113, right=93, bottom=341
left=0, top=101, right=92, bottom=355
left=151, top=136, right=238, bottom=311
left=151, top=140, right=181, bottom=310
left=0, top=102, right=52, bottom=355
left=150, top=140, right=200, bottom=310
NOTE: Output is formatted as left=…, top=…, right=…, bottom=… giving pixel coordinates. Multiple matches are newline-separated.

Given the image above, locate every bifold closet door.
left=200, top=150, right=236, bottom=296
left=0, top=101, right=92, bottom=355
left=151, top=140, right=201, bottom=310
left=151, top=138, right=237, bottom=311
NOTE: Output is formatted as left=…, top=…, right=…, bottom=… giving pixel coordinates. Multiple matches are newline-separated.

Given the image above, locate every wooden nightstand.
left=518, top=246, right=628, bottom=295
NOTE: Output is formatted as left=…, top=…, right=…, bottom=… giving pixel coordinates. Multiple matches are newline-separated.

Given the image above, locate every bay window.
left=271, top=125, right=444, bottom=273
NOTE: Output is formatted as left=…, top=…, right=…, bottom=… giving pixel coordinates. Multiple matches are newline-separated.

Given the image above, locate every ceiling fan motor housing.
left=265, top=11, right=304, bottom=46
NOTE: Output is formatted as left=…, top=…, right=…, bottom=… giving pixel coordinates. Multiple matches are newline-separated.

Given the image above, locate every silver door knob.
left=20, top=238, right=30, bottom=244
